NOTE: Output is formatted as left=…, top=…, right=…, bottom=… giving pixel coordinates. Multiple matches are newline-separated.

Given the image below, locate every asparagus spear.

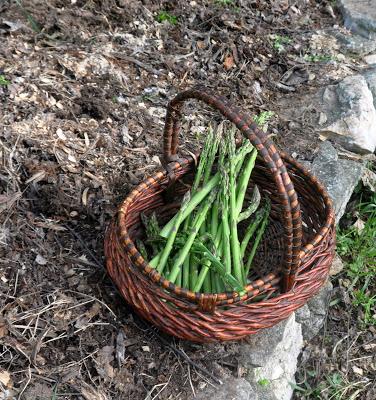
left=244, top=199, right=271, bottom=278
left=228, top=132, right=243, bottom=284
left=238, top=186, right=261, bottom=222
left=236, top=148, right=258, bottom=217
left=152, top=191, right=191, bottom=273
left=168, top=190, right=218, bottom=283
left=159, top=172, right=220, bottom=238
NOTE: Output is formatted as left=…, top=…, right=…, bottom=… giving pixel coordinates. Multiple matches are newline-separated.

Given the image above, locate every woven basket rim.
left=115, top=153, right=335, bottom=306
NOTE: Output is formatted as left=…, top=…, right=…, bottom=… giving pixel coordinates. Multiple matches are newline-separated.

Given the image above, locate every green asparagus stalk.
left=190, top=256, right=198, bottom=290
left=191, top=126, right=212, bottom=193
left=244, top=199, right=271, bottom=278
left=160, top=172, right=220, bottom=238
left=154, top=191, right=191, bottom=273
left=147, top=122, right=270, bottom=294
left=149, top=252, right=161, bottom=268
left=221, top=193, right=231, bottom=275
left=218, top=139, right=232, bottom=275
left=236, top=148, right=258, bottom=216
left=141, top=212, right=161, bottom=256
left=167, top=190, right=218, bottom=283
left=136, top=239, right=148, bottom=259
left=240, top=206, right=265, bottom=258
left=176, top=270, right=182, bottom=287
left=182, top=257, right=190, bottom=288
left=203, top=125, right=221, bottom=184
left=210, top=202, right=219, bottom=238
left=193, top=229, right=222, bottom=293
left=175, top=237, right=244, bottom=293
left=234, top=139, right=254, bottom=178
left=183, top=126, right=217, bottom=234
left=228, top=133, right=243, bottom=284
left=203, top=272, right=212, bottom=293
left=238, top=186, right=261, bottom=222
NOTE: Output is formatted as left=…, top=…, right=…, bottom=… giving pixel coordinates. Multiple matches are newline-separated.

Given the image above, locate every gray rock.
left=237, top=314, right=303, bottom=400
left=318, top=75, right=376, bottom=154
left=295, top=280, right=333, bottom=341
left=364, top=67, right=376, bottom=109
left=310, top=141, right=364, bottom=222
left=332, top=31, right=376, bottom=56
left=313, top=139, right=338, bottom=163
left=364, top=54, right=376, bottom=65
left=194, top=377, right=258, bottom=400
left=339, top=0, right=376, bottom=39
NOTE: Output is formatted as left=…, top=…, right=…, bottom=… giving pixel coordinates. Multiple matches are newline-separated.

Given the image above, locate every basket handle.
left=162, top=86, right=302, bottom=292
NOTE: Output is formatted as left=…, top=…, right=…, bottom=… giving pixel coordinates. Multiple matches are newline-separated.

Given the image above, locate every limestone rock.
left=331, top=31, right=376, bottom=56
left=364, top=54, right=376, bottom=65
left=364, top=68, right=376, bottom=109
left=318, top=75, right=376, bottom=154
left=194, top=377, right=258, bottom=400
left=339, top=0, right=376, bottom=39
left=237, top=314, right=303, bottom=400
left=310, top=141, right=364, bottom=222
left=295, top=280, right=333, bottom=341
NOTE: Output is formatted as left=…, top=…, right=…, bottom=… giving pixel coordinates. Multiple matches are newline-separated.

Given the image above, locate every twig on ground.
left=150, top=328, right=223, bottom=385
left=63, top=224, right=103, bottom=269
left=111, top=53, right=162, bottom=76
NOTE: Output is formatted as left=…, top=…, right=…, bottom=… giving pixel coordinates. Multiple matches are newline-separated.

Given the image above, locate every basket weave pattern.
left=104, top=88, right=335, bottom=342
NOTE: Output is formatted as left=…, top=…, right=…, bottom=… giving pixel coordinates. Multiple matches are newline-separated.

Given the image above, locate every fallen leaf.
left=0, top=317, right=8, bottom=338
left=197, top=40, right=205, bottom=49
left=84, top=171, right=104, bottom=186
left=363, top=343, right=376, bottom=351
left=224, top=55, right=235, bottom=70
left=121, top=125, right=132, bottom=144
left=67, top=153, right=77, bottom=163
left=329, top=254, right=344, bottom=276
left=352, top=218, right=365, bottom=233
left=361, top=168, right=376, bottom=192
left=75, top=315, right=90, bottom=329
left=56, top=128, right=67, bottom=140
left=0, top=369, right=11, bottom=387
left=82, top=187, right=90, bottom=206
left=34, top=220, right=67, bottom=232
left=352, top=366, right=363, bottom=376
left=116, top=330, right=126, bottom=366
left=80, top=382, right=109, bottom=400
left=86, top=302, right=101, bottom=319
left=84, top=131, right=90, bottom=147
left=95, top=346, right=114, bottom=379
left=0, top=192, right=22, bottom=213
left=35, top=254, right=47, bottom=265
left=152, top=155, right=161, bottom=165
left=25, top=170, right=46, bottom=184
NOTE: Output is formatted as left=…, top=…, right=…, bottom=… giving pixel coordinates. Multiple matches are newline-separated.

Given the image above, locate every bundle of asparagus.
left=142, top=126, right=270, bottom=294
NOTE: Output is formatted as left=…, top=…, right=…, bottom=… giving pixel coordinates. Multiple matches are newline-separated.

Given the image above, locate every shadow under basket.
left=104, top=88, right=336, bottom=343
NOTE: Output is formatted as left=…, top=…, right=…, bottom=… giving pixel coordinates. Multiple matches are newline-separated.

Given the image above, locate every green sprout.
left=258, top=378, right=270, bottom=387
left=254, top=111, right=274, bottom=131
left=15, top=0, right=41, bottom=32
left=156, top=11, right=178, bottom=25
left=0, top=75, right=10, bottom=86
left=304, top=53, right=336, bottom=63
left=215, top=0, right=235, bottom=6
left=271, top=34, right=292, bottom=53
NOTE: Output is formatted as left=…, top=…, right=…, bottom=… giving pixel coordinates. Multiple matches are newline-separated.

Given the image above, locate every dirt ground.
left=0, top=1, right=374, bottom=399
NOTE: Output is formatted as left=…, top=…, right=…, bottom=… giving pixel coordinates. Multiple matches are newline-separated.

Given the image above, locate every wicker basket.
left=104, top=87, right=336, bottom=343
